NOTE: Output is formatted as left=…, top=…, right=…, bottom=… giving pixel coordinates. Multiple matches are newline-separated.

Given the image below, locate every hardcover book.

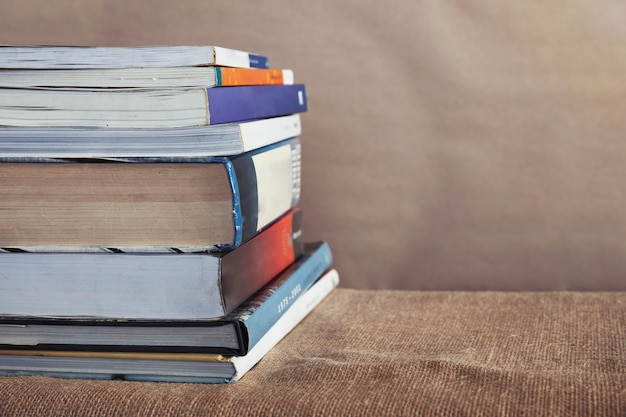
left=0, top=242, right=333, bottom=355
left=0, top=84, right=308, bottom=128
left=0, top=269, right=340, bottom=384
left=0, top=137, right=301, bottom=251
left=0, top=114, right=302, bottom=158
left=0, top=44, right=269, bottom=69
left=0, top=209, right=304, bottom=321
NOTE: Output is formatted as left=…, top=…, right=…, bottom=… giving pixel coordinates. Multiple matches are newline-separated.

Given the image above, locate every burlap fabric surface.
left=1, top=289, right=624, bottom=416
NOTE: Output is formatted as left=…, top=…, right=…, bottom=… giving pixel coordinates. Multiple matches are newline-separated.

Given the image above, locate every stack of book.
left=0, top=45, right=338, bottom=383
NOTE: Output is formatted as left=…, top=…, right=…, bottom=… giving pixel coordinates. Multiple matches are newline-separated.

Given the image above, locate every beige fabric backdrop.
left=2, top=0, right=626, bottom=290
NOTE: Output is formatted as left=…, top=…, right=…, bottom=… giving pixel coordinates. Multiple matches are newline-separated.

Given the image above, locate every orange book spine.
left=216, top=67, right=293, bottom=86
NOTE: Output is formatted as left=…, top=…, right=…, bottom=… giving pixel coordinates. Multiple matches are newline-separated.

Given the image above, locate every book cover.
left=0, top=67, right=294, bottom=89
left=0, top=208, right=303, bottom=321
left=0, top=137, right=301, bottom=251
left=0, top=45, right=269, bottom=69
left=0, top=269, right=340, bottom=384
left=0, top=84, right=308, bottom=128
left=0, top=241, right=333, bottom=355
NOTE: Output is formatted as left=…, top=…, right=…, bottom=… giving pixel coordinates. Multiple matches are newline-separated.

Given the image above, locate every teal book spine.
left=233, top=241, right=333, bottom=354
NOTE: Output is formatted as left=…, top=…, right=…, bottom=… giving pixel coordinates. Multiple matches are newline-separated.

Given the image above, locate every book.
left=0, top=67, right=294, bottom=89
left=0, top=268, right=340, bottom=383
left=0, top=209, right=304, bottom=321
left=0, top=137, right=301, bottom=251
left=0, top=44, right=269, bottom=69
left=0, top=114, right=302, bottom=158
left=0, top=242, right=333, bottom=355
left=0, top=84, right=308, bottom=128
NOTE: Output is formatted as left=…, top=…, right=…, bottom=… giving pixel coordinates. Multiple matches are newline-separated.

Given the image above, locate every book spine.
left=215, top=68, right=294, bottom=87
left=213, top=46, right=269, bottom=69
left=230, top=269, right=339, bottom=382
left=227, top=137, right=301, bottom=247
left=247, top=54, right=270, bottom=69
left=220, top=208, right=305, bottom=315
left=238, top=114, right=302, bottom=153
left=238, top=242, right=333, bottom=355
left=205, top=84, right=308, bottom=125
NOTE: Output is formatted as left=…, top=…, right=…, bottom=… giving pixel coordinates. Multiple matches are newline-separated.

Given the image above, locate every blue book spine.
left=206, top=84, right=308, bottom=125
left=248, top=53, right=269, bottom=69
left=224, top=137, right=301, bottom=249
left=237, top=241, right=333, bottom=354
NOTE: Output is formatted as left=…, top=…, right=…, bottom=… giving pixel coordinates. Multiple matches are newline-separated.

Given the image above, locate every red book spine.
left=220, top=208, right=304, bottom=314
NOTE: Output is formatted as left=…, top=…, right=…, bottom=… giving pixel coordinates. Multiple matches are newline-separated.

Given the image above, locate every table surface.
left=1, top=289, right=625, bottom=417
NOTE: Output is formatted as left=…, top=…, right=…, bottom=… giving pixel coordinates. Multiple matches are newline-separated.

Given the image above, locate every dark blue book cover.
left=206, top=84, right=308, bottom=125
